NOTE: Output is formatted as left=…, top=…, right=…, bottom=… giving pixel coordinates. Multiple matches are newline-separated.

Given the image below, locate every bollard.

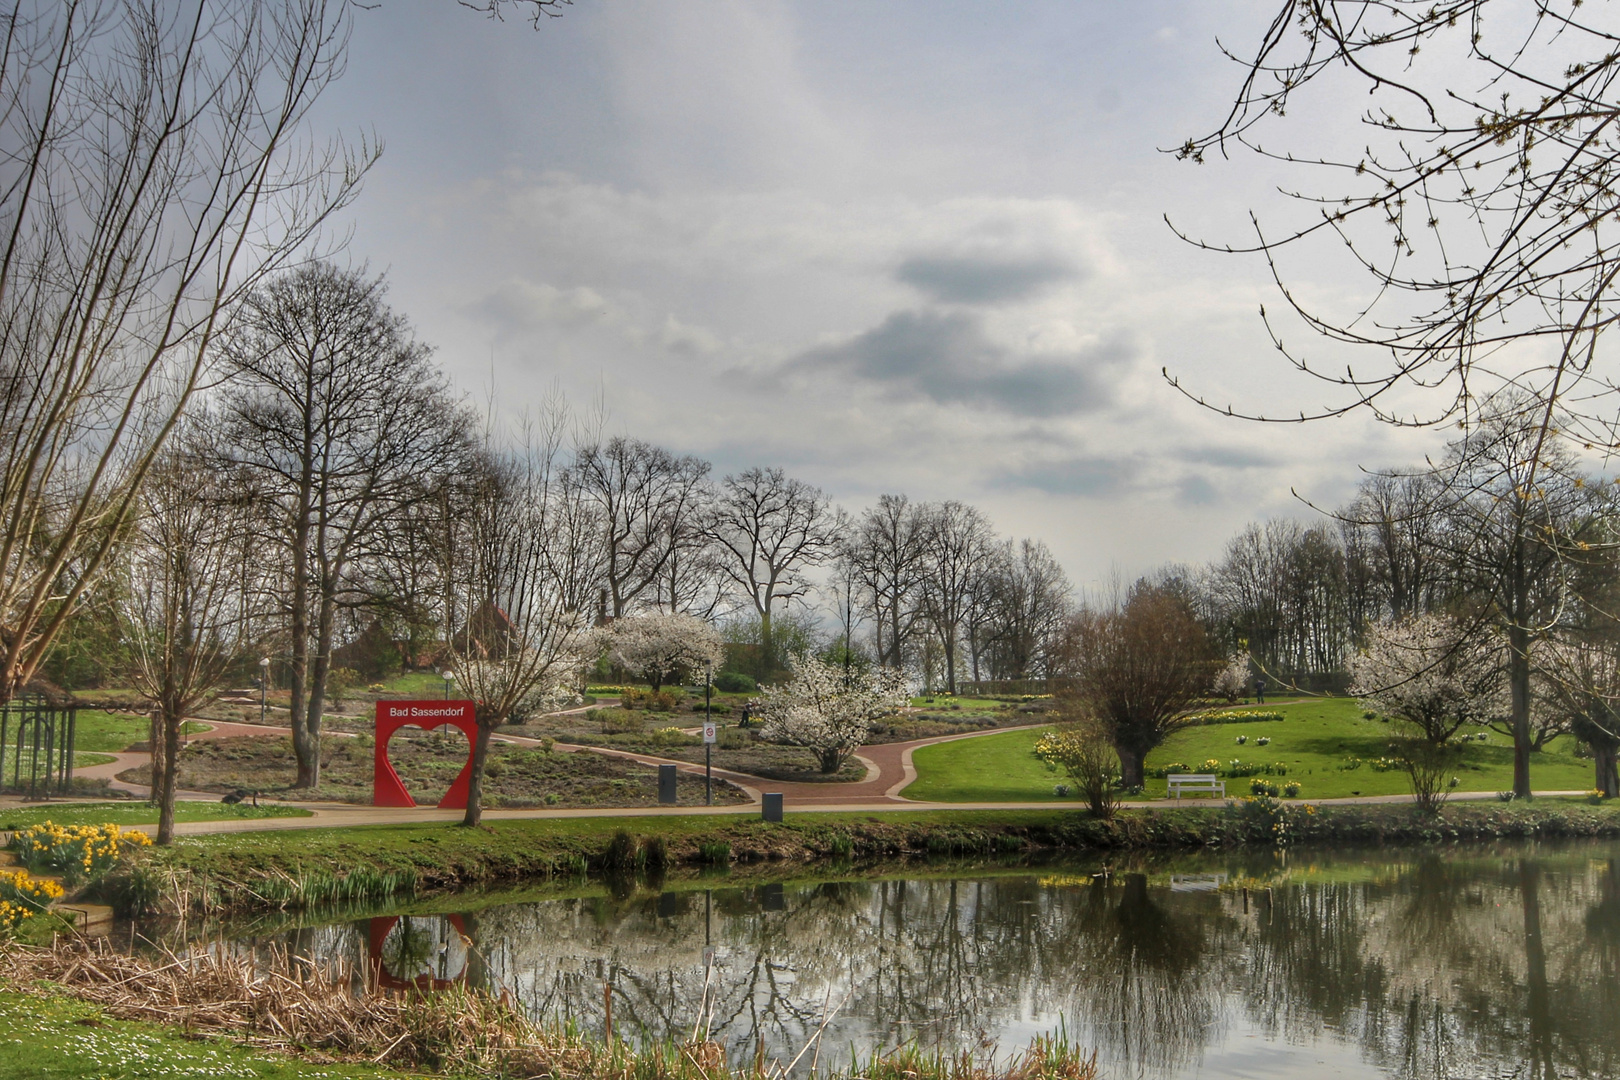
left=762, top=792, right=784, bottom=822
left=658, top=763, right=678, bottom=804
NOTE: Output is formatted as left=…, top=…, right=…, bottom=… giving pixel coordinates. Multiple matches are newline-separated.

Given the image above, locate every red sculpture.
left=374, top=700, right=479, bottom=808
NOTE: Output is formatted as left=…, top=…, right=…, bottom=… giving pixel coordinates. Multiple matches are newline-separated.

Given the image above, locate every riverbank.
left=0, top=939, right=1099, bottom=1080
left=100, top=798, right=1620, bottom=918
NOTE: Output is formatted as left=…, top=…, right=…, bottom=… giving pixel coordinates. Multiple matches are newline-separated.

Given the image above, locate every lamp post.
left=259, top=657, right=270, bottom=725
left=704, top=666, right=713, bottom=806
left=442, top=670, right=454, bottom=700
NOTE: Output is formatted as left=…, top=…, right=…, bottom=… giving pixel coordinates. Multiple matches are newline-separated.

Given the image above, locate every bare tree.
left=569, top=437, right=709, bottom=620
left=1429, top=404, right=1600, bottom=796
left=1174, top=1, right=1620, bottom=455
left=1059, top=583, right=1214, bottom=788
left=443, top=424, right=589, bottom=827
left=916, top=501, right=993, bottom=695
left=0, top=0, right=371, bottom=703
left=121, top=426, right=263, bottom=843
left=846, top=494, right=927, bottom=669
left=220, top=263, right=473, bottom=788
left=704, top=467, right=844, bottom=668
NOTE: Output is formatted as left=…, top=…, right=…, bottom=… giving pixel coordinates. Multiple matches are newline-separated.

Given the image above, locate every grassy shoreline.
left=101, top=799, right=1620, bottom=918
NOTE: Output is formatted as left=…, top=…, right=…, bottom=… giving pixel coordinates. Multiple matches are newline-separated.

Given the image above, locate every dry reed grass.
left=0, top=939, right=1098, bottom=1080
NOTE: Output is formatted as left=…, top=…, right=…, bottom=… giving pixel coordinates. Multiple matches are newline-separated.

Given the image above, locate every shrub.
left=698, top=841, right=731, bottom=865
left=1498, top=790, right=1516, bottom=802
left=828, top=832, right=854, bottom=858
left=1283, top=780, right=1302, bottom=798
left=1053, top=784, right=1071, bottom=797
left=543, top=793, right=560, bottom=805
left=1235, top=735, right=1248, bottom=745
left=1250, top=778, right=1280, bottom=797
left=713, top=672, right=757, bottom=693
left=1256, top=737, right=1270, bottom=746
left=1200, top=758, right=1222, bottom=773
left=10, top=822, right=150, bottom=886
left=1588, top=789, right=1607, bottom=805
left=1034, top=720, right=1120, bottom=819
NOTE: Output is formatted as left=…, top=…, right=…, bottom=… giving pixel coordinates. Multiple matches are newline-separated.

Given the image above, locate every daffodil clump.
left=0, top=867, right=62, bottom=921
left=9, top=822, right=151, bottom=886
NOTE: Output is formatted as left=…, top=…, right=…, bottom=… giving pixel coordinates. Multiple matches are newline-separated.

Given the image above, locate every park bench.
left=1166, top=773, right=1225, bottom=799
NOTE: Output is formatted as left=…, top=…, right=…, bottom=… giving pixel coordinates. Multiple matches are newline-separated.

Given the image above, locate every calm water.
left=194, top=842, right=1620, bottom=1079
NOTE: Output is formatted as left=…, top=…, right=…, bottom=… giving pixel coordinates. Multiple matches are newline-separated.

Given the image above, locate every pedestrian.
left=1254, top=675, right=1265, bottom=705
left=739, top=704, right=751, bottom=728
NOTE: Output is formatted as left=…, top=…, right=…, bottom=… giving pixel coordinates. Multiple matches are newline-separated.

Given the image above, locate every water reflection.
left=212, top=844, right=1620, bottom=1079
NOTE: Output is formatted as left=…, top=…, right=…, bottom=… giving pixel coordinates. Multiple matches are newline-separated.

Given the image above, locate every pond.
left=164, top=841, right=1620, bottom=1079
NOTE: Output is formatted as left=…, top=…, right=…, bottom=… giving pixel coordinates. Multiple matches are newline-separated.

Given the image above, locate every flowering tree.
left=1351, top=614, right=1505, bottom=809
left=754, top=655, right=910, bottom=773
left=1351, top=615, right=1505, bottom=744
left=1538, top=637, right=1620, bottom=798
left=607, top=613, right=725, bottom=692
left=1212, top=653, right=1251, bottom=704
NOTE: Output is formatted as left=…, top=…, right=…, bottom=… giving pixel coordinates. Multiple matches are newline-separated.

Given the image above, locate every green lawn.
left=62, top=709, right=207, bottom=753
left=0, top=989, right=407, bottom=1079
left=0, top=801, right=311, bottom=829
left=905, top=696, right=1600, bottom=802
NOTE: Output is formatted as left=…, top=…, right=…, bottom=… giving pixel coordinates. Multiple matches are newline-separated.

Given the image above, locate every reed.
left=2, top=939, right=1100, bottom=1080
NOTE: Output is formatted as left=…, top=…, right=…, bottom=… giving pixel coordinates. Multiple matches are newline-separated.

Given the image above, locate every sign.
left=702, top=721, right=718, bottom=744
left=374, top=700, right=478, bottom=809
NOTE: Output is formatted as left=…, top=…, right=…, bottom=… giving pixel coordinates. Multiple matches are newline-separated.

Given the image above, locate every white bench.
left=1167, top=773, right=1225, bottom=799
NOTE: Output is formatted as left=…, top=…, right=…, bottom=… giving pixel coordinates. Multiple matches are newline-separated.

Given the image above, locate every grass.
left=0, top=801, right=311, bottom=829
left=0, top=988, right=410, bottom=1079
left=63, top=709, right=207, bottom=753
left=905, top=696, right=1599, bottom=802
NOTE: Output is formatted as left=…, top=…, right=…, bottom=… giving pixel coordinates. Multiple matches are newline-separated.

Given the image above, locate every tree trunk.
left=760, top=607, right=774, bottom=672
left=1597, top=743, right=1620, bottom=799
left=818, top=746, right=843, bottom=774
left=156, top=705, right=181, bottom=846
left=289, top=549, right=315, bottom=788
left=1115, top=745, right=1144, bottom=789
left=147, top=711, right=163, bottom=807
left=943, top=629, right=957, bottom=695
left=1508, top=623, right=1533, bottom=799
left=301, top=588, right=339, bottom=789
left=461, top=721, right=493, bottom=827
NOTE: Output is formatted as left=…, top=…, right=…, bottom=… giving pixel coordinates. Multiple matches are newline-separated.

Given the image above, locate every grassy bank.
left=0, top=800, right=311, bottom=829
left=908, top=696, right=1597, bottom=802
left=104, top=799, right=1620, bottom=918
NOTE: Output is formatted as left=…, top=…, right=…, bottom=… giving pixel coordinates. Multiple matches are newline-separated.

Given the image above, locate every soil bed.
left=116, top=733, right=746, bottom=808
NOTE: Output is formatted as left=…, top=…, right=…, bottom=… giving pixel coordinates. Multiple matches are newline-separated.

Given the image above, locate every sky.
left=310, top=0, right=1450, bottom=592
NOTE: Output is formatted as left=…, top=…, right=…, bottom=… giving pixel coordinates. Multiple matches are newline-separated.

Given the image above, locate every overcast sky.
left=312, top=0, right=1447, bottom=592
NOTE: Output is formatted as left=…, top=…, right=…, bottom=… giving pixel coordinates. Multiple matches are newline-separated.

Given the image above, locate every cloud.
left=896, top=253, right=1078, bottom=305
left=789, top=309, right=1128, bottom=416
left=1000, top=454, right=1141, bottom=498
left=476, top=279, right=621, bottom=331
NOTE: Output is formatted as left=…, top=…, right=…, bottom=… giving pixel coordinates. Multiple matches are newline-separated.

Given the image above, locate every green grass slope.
left=905, top=697, right=1598, bottom=802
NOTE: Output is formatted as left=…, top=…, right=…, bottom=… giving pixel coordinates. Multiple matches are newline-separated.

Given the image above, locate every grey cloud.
left=896, top=254, right=1078, bottom=305
left=1177, top=444, right=1279, bottom=469
left=791, top=309, right=1125, bottom=416
left=1000, top=455, right=1139, bottom=498
left=1176, top=475, right=1219, bottom=505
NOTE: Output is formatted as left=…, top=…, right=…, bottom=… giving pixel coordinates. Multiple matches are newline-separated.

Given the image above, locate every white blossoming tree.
left=754, top=654, right=911, bottom=773
left=1351, top=614, right=1505, bottom=809
left=608, top=612, right=726, bottom=692
left=1213, top=652, right=1251, bottom=704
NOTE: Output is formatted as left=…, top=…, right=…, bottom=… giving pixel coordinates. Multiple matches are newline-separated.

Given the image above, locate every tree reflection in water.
left=232, top=843, right=1620, bottom=1079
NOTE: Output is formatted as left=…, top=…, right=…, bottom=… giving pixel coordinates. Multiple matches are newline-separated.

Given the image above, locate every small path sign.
left=702, top=721, right=718, bottom=744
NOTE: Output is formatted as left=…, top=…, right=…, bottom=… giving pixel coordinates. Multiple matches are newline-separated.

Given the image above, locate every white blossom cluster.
left=753, top=654, right=911, bottom=769
left=1213, top=653, right=1251, bottom=701
left=1350, top=614, right=1507, bottom=742
left=605, top=612, right=726, bottom=689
